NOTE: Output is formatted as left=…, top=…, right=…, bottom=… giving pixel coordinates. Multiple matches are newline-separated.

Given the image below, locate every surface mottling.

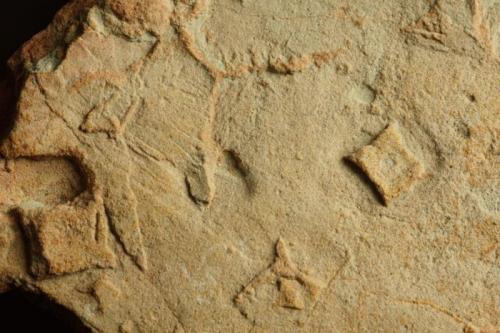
left=0, top=0, right=499, bottom=332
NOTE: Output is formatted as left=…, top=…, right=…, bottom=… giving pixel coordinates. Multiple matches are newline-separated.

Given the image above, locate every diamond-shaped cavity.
left=17, top=195, right=116, bottom=278
left=348, top=122, right=426, bottom=205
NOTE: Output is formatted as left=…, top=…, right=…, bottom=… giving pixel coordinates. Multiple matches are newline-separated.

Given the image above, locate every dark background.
left=0, top=289, right=90, bottom=332
left=0, top=1, right=89, bottom=332
left=0, top=0, right=68, bottom=75
left=0, top=0, right=69, bottom=141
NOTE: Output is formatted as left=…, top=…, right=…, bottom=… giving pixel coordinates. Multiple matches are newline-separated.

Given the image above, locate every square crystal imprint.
left=348, top=122, right=426, bottom=205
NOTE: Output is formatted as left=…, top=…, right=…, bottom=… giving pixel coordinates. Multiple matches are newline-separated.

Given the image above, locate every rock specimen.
left=0, top=0, right=498, bottom=332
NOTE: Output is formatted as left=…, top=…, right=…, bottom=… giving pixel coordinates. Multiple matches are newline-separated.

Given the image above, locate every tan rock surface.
left=0, top=0, right=499, bottom=332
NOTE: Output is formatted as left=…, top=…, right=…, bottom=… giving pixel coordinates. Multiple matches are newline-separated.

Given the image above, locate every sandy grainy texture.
left=0, top=0, right=499, bottom=332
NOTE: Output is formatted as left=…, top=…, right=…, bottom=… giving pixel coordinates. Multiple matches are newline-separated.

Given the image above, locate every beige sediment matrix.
left=0, top=0, right=499, bottom=332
